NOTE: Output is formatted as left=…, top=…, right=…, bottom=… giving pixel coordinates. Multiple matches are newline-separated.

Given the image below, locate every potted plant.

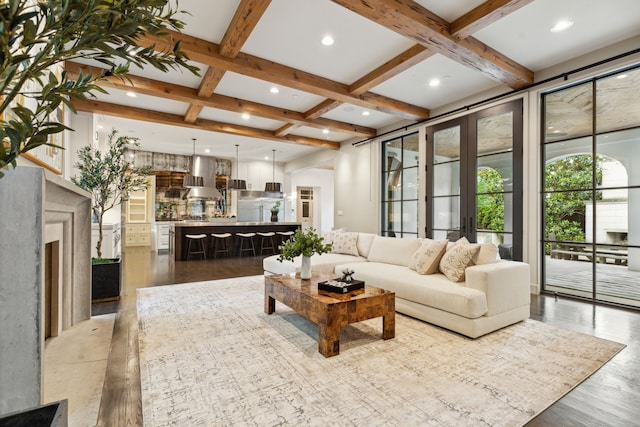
left=277, top=228, right=333, bottom=279
left=270, top=201, right=281, bottom=222
left=0, top=0, right=198, bottom=179
left=72, top=129, right=151, bottom=300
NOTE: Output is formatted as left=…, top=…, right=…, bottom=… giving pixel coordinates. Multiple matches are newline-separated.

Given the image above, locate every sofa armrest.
left=465, top=261, right=531, bottom=316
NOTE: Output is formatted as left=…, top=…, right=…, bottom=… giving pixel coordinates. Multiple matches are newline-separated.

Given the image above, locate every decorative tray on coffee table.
left=317, top=278, right=365, bottom=294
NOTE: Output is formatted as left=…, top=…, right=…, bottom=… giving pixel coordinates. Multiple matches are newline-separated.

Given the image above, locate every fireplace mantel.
left=0, top=167, right=92, bottom=415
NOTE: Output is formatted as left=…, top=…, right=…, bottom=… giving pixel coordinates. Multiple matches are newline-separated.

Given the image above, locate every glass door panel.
left=542, top=67, right=640, bottom=307
left=426, top=100, right=522, bottom=259
left=431, top=124, right=462, bottom=240
left=474, top=109, right=515, bottom=247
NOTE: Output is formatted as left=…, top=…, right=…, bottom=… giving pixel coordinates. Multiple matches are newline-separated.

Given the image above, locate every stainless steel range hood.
left=182, top=155, right=222, bottom=200
left=238, top=190, right=283, bottom=201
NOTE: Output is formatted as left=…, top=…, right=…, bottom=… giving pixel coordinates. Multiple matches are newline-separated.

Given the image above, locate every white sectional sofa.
left=263, top=232, right=531, bottom=338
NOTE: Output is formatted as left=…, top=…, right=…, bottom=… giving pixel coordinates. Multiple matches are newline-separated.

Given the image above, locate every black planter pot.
left=271, top=211, right=278, bottom=222
left=91, top=258, right=121, bottom=301
left=0, top=399, right=68, bottom=427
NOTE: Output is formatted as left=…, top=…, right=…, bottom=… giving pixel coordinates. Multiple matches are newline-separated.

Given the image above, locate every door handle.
left=469, top=217, right=474, bottom=232
left=461, top=217, right=466, bottom=234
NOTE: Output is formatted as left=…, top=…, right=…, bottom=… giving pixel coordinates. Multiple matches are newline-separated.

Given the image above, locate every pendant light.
left=264, top=149, right=282, bottom=192
left=183, top=138, right=204, bottom=188
left=227, top=144, right=247, bottom=190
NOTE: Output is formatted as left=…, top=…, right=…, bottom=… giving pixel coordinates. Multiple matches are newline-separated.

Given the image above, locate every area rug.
left=137, top=276, right=624, bottom=427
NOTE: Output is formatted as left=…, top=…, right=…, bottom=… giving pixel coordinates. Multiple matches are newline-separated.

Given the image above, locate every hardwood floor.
left=94, top=248, right=640, bottom=426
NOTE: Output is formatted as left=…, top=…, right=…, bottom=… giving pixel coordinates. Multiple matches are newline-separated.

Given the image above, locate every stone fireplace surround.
left=0, top=167, right=91, bottom=415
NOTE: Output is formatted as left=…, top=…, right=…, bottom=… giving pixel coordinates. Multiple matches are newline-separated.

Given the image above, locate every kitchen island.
left=171, top=221, right=301, bottom=261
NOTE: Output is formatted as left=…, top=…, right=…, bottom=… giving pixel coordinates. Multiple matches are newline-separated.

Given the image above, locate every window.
left=541, top=65, right=640, bottom=308
left=381, top=132, right=419, bottom=238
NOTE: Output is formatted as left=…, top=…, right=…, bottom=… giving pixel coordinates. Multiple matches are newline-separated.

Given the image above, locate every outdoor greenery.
left=476, top=168, right=505, bottom=234
left=0, top=0, right=198, bottom=177
left=544, top=155, right=603, bottom=248
left=278, top=228, right=333, bottom=262
left=72, top=129, right=151, bottom=259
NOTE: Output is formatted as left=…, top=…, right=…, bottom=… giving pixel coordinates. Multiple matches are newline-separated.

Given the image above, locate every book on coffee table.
left=317, top=279, right=365, bottom=294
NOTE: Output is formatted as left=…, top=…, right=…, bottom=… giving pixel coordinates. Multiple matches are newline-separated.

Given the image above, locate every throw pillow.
left=409, top=239, right=448, bottom=275
left=439, top=243, right=481, bottom=282
left=322, top=228, right=346, bottom=244
left=446, top=236, right=470, bottom=251
left=473, top=243, right=499, bottom=265
left=331, top=232, right=360, bottom=256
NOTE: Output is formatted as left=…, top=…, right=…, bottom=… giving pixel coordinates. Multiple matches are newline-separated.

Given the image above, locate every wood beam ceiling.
left=329, top=0, right=533, bottom=89
left=450, top=0, right=536, bottom=39
left=65, top=61, right=375, bottom=138
left=77, top=0, right=538, bottom=152
left=138, top=30, right=430, bottom=120
left=73, top=99, right=341, bottom=150
left=296, top=43, right=434, bottom=128
left=184, top=0, right=271, bottom=123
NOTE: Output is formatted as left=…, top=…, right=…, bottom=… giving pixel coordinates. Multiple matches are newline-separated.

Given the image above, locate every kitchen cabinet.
left=125, top=223, right=151, bottom=247
left=157, top=223, right=171, bottom=252
left=127, top=189, right=148, bottom=223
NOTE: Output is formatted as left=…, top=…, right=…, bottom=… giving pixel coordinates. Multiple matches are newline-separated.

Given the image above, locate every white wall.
left=333, top=141, right=380, bottom=233
left=288, top=167, right=334, bottom=232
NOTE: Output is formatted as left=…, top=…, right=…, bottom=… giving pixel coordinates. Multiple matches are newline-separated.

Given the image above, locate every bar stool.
left=185, top=234, right=207, bottom=260
left=276, top=231, right=295, bottom=251
left=236, top=232, right=256, bottom=256
left=209, top=233, right=232, bottom=258
left=256, top=231, right=276, bottom=255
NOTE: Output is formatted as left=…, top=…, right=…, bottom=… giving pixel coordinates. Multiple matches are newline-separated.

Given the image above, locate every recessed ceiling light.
left=429, top=79, right=440, bottom=87
left=97, top=125, right=104, bottom=129
left=617, top=74, right=628, bottom=79
left=264, top=156, right=269, bottom=160
left=321, top=35, right=334, bottom=46
left=322, top=129, right=329, bottom=134
left=550, top=19, right=573, bottom=33
left=270, top=86, right=279, bottom=94
left=242, top=113, right=250, bottom=120
left=129, top=153, right=135, bottom=158
left=205, top=148, right=211, bottom=153
left=362, top=111, right=370, bottom=116
left=126, top=91, right=137, bottom=98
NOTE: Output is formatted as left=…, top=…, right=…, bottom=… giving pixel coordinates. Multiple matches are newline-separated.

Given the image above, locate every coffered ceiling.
left=68, top=0, right=640, bottom=163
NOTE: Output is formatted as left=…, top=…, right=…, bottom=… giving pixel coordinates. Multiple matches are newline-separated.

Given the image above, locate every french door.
left=425, top=100, right=523, bottom=260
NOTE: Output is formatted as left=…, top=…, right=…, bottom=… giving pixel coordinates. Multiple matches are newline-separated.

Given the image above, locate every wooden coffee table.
left=264, top=272, right=395, bottom=357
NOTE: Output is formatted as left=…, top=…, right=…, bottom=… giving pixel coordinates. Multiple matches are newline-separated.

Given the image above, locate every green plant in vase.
left=278, top=228, right=332, bottom=279
left=270, top=201, right=280, bottom=222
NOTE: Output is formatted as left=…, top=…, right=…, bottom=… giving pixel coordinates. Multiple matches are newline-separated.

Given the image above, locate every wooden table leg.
left=383, top=295, right=395, bottom=340
left=317, top=313, right=341, bottom=357
left=264, top=283, right=275, bottom=314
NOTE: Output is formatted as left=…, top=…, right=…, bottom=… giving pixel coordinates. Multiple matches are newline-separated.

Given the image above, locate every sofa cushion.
left=473, top=243, right=499, bottom=265
left=439, top=243, right=480, bottom=282
left=331, top=232, right=359, bottom=256
left=367, top=236, right=421, bottom=267
left=409, top=239, right=448, bottom=275
left=356, top=233, right=376, bottom=258
left=336, top=262, right=488, bottom=319
left=263, top=253, right=367, bottom=275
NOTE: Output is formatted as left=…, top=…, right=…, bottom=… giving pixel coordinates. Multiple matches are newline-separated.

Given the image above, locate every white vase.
left=300, top=255, right=312, bottom=279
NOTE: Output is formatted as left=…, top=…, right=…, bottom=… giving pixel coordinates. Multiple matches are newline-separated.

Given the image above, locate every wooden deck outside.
left=544, top=257, right=640, bottom=304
